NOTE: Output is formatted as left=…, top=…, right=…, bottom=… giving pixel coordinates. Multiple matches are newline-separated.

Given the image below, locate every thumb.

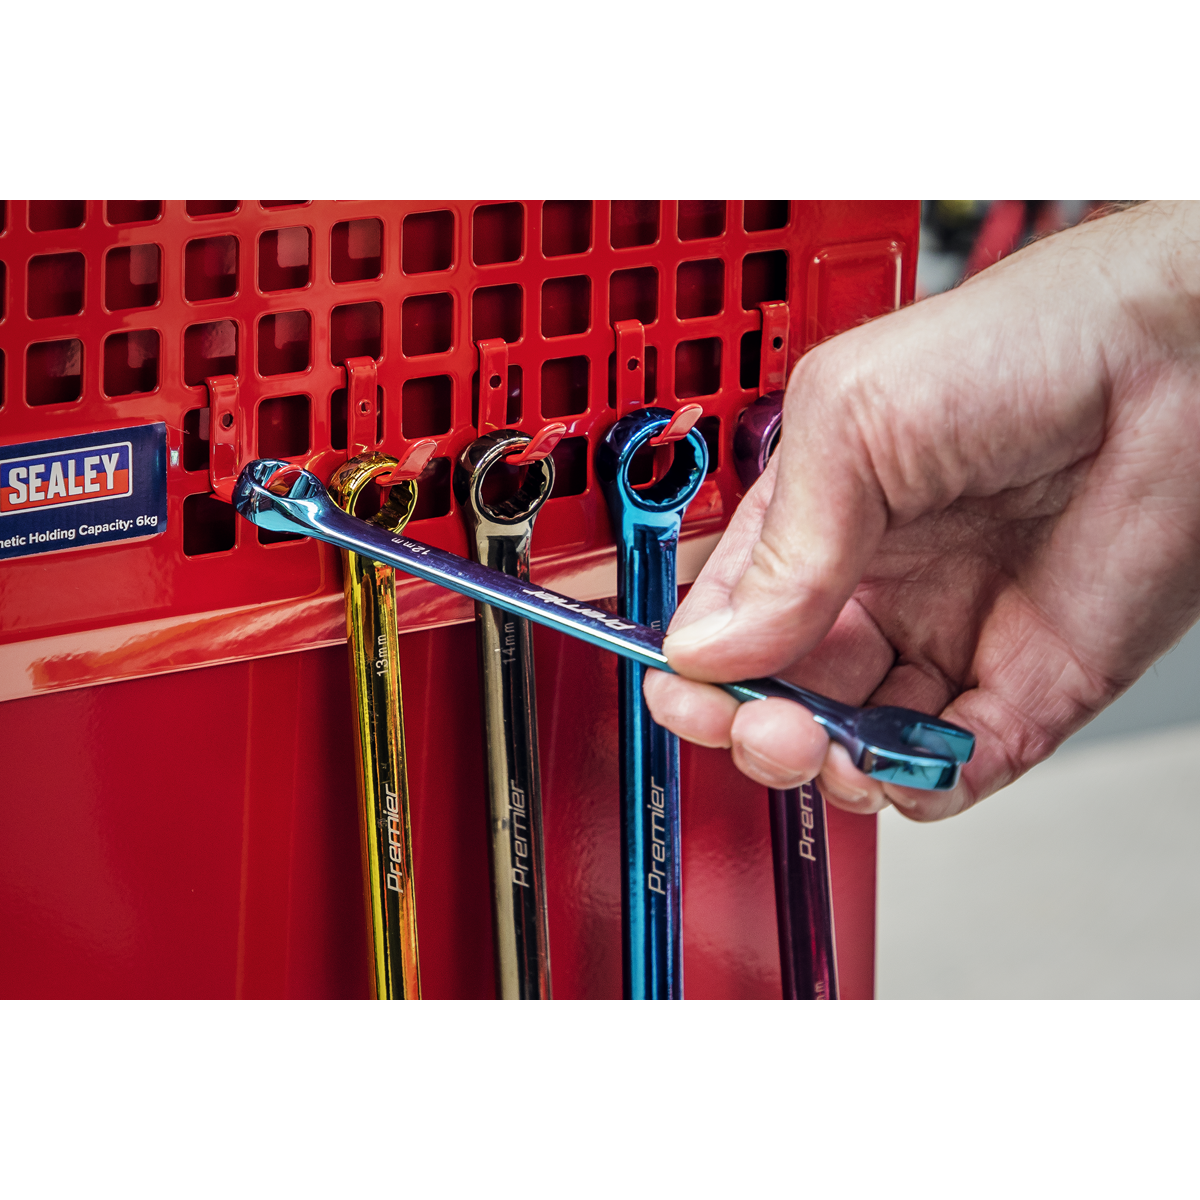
left=663, top=361, right=888, bottom=682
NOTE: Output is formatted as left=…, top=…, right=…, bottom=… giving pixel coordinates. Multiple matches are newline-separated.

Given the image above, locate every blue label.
left=0, top=423, right=168, bottom=560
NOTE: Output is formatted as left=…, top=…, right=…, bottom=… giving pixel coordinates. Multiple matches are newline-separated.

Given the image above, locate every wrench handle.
left=617, top=524, right=684, bottom=1000
left=472, top=535, right=552, bottom=1000
left=342, top=544, right=422, bottom=999
left=769, top=785, right=838, bottom=1000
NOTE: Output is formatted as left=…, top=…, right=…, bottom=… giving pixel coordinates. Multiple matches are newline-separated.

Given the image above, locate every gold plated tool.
left=328, top=453, right=421, bottom=1000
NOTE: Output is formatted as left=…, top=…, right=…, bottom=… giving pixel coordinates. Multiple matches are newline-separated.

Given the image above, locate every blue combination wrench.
left=596, top=408, right=709, bottom=1000
left=231, top=460, right=975, bottom=791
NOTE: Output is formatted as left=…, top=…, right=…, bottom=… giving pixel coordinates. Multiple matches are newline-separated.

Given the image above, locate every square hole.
left=472, top=203, right=524, bottom=265
left=184, top=320, right=238, bottom=386
left=185, top=235, right=238, bottom=302
left=744, top=201, right=790, bottom=232
left=541, top=276, right=590, bottom=337
left=259, top=227, right=310, bottom=292
left=183, top=492, right=236, bottom=555
left=106, top=201, right=161, bottom=225
left=258, top=523, right=305, bottom=545
left=543, top=201, right=592, bottom=257
left=696, top=415, right=720, bottom=473
left=473, top=284, right=522, bottom=343
left=260, top=201, right=308, bottom=210
left=609, top=267, right=658, bottom=324
left=27, top=252, right=84, bottom=319
left=739, top=330, right=762, bottom=389
left=330, top=385, right=385, bottom=451
left=104, top=244, right=160, bottom=311
left=26, top=339, right=83, bottom=406
left=330, top=301, right=382, bottom=364
left=402, top=375, right=452, bottom=437
left=104, top=329, right=159, bottom=397
left=258, top=394, right=310, bottom=458
left=182, top=408, right=209, bottom=471
left=548, top=436, right=588, bottom=498
left=403, top=292, right=453, bottom=356
left=411, top=457, right=452, bottom=521
left=402, top=210, right=454, bottom=274
left=541, top=356, right=589, bottom=418
left=610, top=201, right=659, bottom=249
left=186, top=201, right=239, bottom=218
left=675, top=337, right=722, bottom=398
left=471, top=366, right=523, bottom=427
left=678, top=201, right=726, bottom=241
left=742, top=250, right=788, bottom=309
left=607, top=345, right=657, bottom=406
left=676, top=258, right=725, bottom=319
left=28, top=201, right=85, bottom=232
left=258, top=311, right=311, bottom=376
left=331, top=218, right=383, bottom=283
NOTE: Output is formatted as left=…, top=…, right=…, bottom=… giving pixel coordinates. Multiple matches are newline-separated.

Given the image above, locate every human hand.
left=644, top=201, right=1200, bottom=820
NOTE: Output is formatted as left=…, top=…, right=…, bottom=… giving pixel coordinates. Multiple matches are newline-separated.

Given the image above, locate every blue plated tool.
left=736, top=390, right=838, bottom=1000
left=596, top=407, right=708, bottom=1001
left=231, top=460, right=976, bottom=793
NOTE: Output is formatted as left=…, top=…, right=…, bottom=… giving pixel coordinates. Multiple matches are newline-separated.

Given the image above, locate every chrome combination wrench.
left=596, top=407, right=708, bottom=1001
left=327, top=452, right=421, bottom=1000
left=232, top=460, right=976, bottom=793
left=454, top=431, right=554, bottom=1000
left=735, top=391, right=837, bottom=1000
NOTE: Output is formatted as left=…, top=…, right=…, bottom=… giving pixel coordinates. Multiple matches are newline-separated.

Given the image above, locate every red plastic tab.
left=477, top=339, right=509, bottom=434
left=648, top=403, right=703, bottom=446
left=758, top=301, right=790, bottom=394
left=378, top=438, right=438, bottom=483
left=505, top=422, right=567, bottom=465
left=207, top=375, right=242, bottom=503
left=613, top=319, right=646, bottom=420
left=345, top=357, right=379, bottom=457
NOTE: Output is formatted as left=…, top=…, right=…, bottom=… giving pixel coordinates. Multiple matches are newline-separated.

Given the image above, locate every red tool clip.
left=476, top=339, right=566, bottom=465
left=206, top=375, right=243, bottom=503
left=648, top=404, right=703, bottom=446
left=758, top=301, right=790, bottom=395
left=344, top=356, right=437, bottom=484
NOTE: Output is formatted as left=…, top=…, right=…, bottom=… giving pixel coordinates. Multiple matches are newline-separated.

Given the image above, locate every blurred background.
left=876, top=201, right=1200, bottom=998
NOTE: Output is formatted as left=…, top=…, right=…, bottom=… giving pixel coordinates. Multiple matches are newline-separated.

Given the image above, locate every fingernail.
left=664, top=607, right=733, bottom=652
left=738, top=745, right=803, bottom=788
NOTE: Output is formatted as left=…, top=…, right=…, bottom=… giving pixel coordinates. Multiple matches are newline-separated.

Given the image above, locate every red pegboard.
left=0, top=200, right=917, bottom=998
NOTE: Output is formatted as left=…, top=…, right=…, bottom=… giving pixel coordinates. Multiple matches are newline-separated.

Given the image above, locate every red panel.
left=0, top=627, right=874, bottom=999
left=0, top=201, right=917, bottom=997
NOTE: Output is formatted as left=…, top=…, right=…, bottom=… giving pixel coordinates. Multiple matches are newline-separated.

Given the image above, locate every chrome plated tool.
left=595, top=407, right=707, bottom=1000
left=232, top=460, right=976, bottom=792
left=735, top=391, right=837, bottom=1000
left=455, top=431, right=554, bottom=1000
left=327, top=452, right=421, bottom=1000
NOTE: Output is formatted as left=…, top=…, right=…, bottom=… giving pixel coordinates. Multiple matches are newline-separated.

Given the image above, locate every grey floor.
left=876, top=623, right=1200, bottom=999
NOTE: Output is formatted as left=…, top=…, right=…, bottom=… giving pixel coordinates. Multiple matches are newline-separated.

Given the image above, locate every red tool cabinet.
left=0, top=200, right=917, bottom=998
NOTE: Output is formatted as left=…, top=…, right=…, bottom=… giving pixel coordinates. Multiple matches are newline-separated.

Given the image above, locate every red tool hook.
left=476, top=339, right=567, bottom=465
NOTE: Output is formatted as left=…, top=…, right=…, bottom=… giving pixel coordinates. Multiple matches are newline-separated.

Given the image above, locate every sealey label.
left=0, top=423, right=168, bottom=561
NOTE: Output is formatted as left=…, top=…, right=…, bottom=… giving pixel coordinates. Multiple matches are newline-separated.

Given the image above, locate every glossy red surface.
left=0, top=201, right=915, bottom=997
